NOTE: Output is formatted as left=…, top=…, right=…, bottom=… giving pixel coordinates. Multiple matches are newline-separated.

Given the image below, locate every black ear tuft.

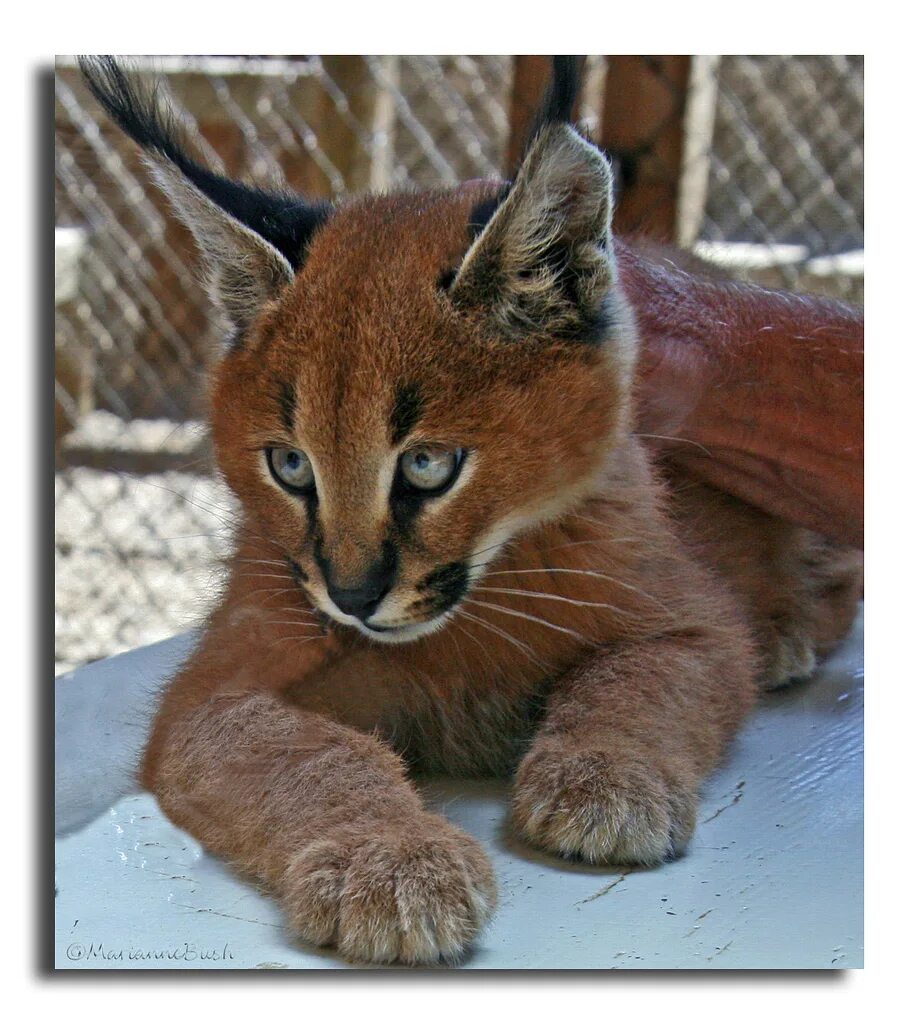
left=78, top=56, right=330, bottom=271
left=523, top=56, right=583, bottom=152
left=469, top=57, right=584, bottom=241
left=539, top=57, right=581, bottom=128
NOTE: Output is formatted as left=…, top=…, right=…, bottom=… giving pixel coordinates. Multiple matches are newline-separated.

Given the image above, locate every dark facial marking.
left=421, top=562, right=470, bottom=614
left=389, top=490, right=424, bottom=541
left=304, top=493, right=322, bottom=554
left=284, top=554, right=309, bottom=583
left=389, top=448, right=466, bottom=541
left=276, top=379, right=297, bottom=433
left=390, top=384, right=425, bottom=445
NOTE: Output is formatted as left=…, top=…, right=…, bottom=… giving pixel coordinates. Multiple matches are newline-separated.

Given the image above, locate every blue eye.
left=267, top=447, right=315, bottom=493
left=399, top=447, right=462, bottom=493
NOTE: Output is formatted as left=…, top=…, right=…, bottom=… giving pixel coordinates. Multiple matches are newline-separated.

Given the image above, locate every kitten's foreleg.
left=142, top=655, right=495, bottom=964
left=511, top=630, right=756, bottom=865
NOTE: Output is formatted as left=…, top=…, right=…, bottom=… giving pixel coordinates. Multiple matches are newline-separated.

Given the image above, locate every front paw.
left=511, top=746, right=697, bottom=865
left=282, top=814, right=496, bottom=965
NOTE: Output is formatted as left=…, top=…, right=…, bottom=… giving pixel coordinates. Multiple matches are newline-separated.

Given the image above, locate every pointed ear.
left=78, top=56, right=330, bottom=347
left=450, top=124, right=616, bottom=343
left=150, top=160, right=294, bottom=339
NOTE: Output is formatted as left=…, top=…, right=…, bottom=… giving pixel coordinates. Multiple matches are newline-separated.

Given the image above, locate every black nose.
left=326, top=579, right=390, bottom=620
left=320, top=542, right=397, bottom=622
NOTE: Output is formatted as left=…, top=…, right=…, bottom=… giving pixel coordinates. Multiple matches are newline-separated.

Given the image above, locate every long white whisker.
left=223, top=586, right=302, bottom=609
left=465, top=598, right=597, bottom=646
left=474, top=584, right=636, bottom=616
left=484, top=567, right=625, bottom=583
left=237, top=572, right=297, bottom=583
left=456, top=609, right=549, bottom=672
left=539, top=536, right=641, bottom=554
left=262, top=620, right=325, bottom=630
left=451, top=619, right=498, bottom=669
left=263, top=605, right=319, bottom=617
left=567, top=512, right=623, bottom=530
left=634, top=432, right=713, bottom=455
left=134, top=481, right=243, bottom=527
left=266, top=634, right=326, bottom=651
left=467, top=536, right=519, bottom=562
left=480, top=567, right=672, bottom=616
left=134, top=479, right=287, bottom=551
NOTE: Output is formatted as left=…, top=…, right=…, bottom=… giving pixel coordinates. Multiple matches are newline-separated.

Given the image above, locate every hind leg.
left=738, top=529, right=862, bottom=690
left=666, top=473, right=862, bottom=691
left=758, top=611, right=819, bottom=690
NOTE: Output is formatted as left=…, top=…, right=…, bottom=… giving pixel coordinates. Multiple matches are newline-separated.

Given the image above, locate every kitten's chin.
left=353, top=614, right=452, bottom=645
left=306, top=585, right=454, bottom=644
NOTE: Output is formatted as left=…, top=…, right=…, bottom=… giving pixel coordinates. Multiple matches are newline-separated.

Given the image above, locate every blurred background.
left=53, top=55, right=864, bottom=673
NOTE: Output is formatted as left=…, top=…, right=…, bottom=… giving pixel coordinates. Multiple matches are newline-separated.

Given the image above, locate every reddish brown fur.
left=618, top=239, right=864, bottom=548
left=140, top=180, right=861, bottom=965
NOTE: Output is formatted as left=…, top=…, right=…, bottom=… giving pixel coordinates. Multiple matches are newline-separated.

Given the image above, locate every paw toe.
left=513, top=748, right=696, bottom=866
left=284, top=818, right=495, bottom=965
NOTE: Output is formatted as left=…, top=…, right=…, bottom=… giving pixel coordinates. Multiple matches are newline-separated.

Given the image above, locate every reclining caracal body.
left=80, top=56, right=861, bottom=965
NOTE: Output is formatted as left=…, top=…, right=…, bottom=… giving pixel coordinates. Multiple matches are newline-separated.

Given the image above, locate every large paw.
left=282, top=814, right=496, bottom=965
left=759, top=624, right=818, bottom=691
left=511, top=747, right=697, bottom=865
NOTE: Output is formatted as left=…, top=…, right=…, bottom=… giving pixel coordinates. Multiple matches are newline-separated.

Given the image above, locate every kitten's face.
left=76, top=59, right=633, bottom=644
left=211, top=188, right=631, bottom=643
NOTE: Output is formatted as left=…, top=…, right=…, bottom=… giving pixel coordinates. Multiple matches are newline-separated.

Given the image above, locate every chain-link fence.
left=54, top=55, right=864, bottom=673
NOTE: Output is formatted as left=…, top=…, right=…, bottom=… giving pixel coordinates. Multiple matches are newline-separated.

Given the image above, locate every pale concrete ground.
left=54, top=609, right=863, bottom=970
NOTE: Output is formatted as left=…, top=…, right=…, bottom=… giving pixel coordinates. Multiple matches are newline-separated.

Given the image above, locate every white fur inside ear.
left=148, top=158, right=294, bottom=343
left=449, top=124, right=617, bottom=341
left=514, top=124, right=614, bottom=241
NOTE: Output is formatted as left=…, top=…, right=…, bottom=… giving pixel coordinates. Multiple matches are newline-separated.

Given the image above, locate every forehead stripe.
left=390, top=384, right=425, bottom=445
left=276, top=379, right=297, bottom=433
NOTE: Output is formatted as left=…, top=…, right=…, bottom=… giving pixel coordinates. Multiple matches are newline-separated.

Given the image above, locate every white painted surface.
left=55, top=611, right=863, bottom=970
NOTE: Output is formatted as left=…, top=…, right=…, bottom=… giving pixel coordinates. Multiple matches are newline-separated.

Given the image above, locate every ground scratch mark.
left=174, top=903, right=283, bottom=930
left=702, top=781, right=746, bottom=824
left=707, top=939, right=734, bottom=961
left=576, top=871, right=633, bottom=905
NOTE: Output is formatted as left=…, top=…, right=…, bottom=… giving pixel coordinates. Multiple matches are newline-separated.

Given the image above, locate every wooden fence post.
left=598, top=56, right=691, bottom=241
left=298, top=56, right=397, bottom=196
left=507, top=56, right=550, bottom=172
left=506, top=56, right=691, bottom=242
